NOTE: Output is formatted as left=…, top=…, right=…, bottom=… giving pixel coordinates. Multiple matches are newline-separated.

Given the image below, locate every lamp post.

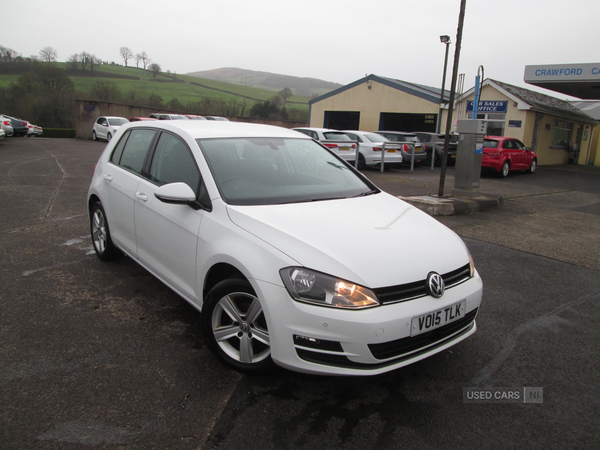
left=438, top=0, right=467, bottom=198
left=436, top=35, right=451, bottom=134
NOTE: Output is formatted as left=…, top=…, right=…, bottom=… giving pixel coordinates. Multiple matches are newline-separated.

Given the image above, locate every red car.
left=481, top=136, right=537, bottom=177
left=129, top=117, right=158, bottom=122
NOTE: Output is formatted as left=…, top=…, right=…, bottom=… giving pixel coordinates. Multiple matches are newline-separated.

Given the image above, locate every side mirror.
left=154, top=182, right=196, bottom=205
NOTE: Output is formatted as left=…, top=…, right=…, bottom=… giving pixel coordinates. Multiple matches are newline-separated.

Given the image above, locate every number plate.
left=386, top=149, right=396, bottom=153
left=410, top=300, right=466, bottom=336
left=339, top=146, right=350, bottom=151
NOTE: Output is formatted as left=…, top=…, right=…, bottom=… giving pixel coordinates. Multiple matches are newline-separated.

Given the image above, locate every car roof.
left=125, top=120, right=312, bottom=140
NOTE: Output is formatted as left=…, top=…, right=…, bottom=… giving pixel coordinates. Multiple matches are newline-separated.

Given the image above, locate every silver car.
left=376, top=131, right=428, bottom=165
left=292, top=127, right=358, bottom=164
left=1, top=115, right=14, bottom=137
left=92, top=116, right=129, bottom=142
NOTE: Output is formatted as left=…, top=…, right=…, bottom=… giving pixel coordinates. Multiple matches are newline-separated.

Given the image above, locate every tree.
left=147, top=92, right=163, bottom=108
left=91, top=80, right=120, bottom=102
left=39, top=47, right=58, bottom=63
left=148, top=63, right=161, bottom=80
left=119, top=47, right=133, bottom=67
left=67, top=53, right=79, bottom=70
left=250, top=100, right=279, bottom=119
left=89, top=54, right=102, bottom=73
left=279, top=87, right=293, bottom=103
left=0, top=46, right=21, bottom=62
left=137, top=51, right=150, bottom=70
left=79, top=52, right=91, bottom=71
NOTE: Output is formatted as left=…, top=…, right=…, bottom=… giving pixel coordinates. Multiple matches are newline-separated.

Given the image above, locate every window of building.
left=551, top=120, right=573, bottom=148
left=467, top=112, right=505, bottom=136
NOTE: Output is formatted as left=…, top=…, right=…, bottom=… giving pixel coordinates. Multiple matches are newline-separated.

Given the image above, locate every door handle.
left=103, top=174, right=113, bottom=182
left=135, top=191, right=148, bottom=202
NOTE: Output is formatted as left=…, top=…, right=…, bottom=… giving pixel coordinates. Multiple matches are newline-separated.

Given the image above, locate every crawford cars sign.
left=524, top=63, right=600, bottom=82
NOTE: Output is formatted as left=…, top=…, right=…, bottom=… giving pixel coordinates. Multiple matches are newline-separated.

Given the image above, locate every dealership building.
left=308, top=64, right=600, bottom=166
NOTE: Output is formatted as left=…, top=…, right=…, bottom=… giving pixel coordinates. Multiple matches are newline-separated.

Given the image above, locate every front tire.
left=92, top=130, right=98, bottom=141
left=202, top=278, right=273, bottom=373
left=107, top=132, right=112, bottom=142
left=90, top=201, right=118, bottom=261
left=527, top=158, right=537, bottom=174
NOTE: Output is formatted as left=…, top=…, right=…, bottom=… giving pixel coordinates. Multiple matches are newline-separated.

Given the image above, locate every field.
left=0, top=62, right=312, bottom=115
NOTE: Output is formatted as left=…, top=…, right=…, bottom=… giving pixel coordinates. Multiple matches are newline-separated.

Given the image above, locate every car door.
left=501, top=139, right=520, bottom=169
left=513, top=139, right=530, bottom=168
left=134, top=131, right=205, bottom=302
left=95, top=118, right=108, bottom=139
left=103, top=128, right=158, bottom=257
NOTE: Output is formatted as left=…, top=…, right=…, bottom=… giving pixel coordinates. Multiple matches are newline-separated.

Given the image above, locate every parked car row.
left=148, top=113, right=229, bottom=121
left=293, top=128, right=431, bottom=169
left=1, top=114, right=43, bottom=138
left=292, top=127, right=537, bottom=177
left=93, top=114, right=231, bottom=141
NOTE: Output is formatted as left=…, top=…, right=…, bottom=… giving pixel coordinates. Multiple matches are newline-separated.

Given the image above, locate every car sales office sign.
left=466, top=100, right=508, bottom=113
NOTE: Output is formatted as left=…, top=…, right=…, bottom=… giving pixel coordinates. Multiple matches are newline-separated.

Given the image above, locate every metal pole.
left=436, top=40, right=450, bottom=134
left=438, top=0, right=467, bottom=198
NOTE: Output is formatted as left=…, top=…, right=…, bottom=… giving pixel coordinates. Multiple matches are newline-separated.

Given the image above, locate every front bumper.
left=256, top=272, right=483, bottom=375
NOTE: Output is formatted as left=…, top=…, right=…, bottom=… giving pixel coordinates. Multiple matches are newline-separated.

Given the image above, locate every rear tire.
left=107, top=132, right=112, bottom=142
left=90, top=202, right=119, bottom=261
left=500, top=160, right=510, bottom=178
left=357, top=153, right=367, bottom=170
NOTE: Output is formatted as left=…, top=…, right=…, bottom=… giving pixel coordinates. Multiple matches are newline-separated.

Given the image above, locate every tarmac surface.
left=1, top=137, right=599, bottom=449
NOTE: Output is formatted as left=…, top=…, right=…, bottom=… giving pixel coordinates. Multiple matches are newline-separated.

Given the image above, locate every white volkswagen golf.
left=88, top=120, right=483, bottom=375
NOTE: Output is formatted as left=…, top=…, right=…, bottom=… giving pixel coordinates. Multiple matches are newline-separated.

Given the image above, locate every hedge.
left=41, top=129, right=76, bottom=138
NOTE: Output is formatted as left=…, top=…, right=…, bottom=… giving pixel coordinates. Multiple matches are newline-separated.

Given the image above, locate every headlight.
left=468, top=250, right=475, bottom=278
left=280, top=267, right=379, bottom=309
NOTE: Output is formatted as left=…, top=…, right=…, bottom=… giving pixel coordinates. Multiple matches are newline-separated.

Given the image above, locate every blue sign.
left=508, top=120, right=522, bottom=128
left=84, top=104, right=96, bottom=111
left=466, top=101, right=507, bottom=113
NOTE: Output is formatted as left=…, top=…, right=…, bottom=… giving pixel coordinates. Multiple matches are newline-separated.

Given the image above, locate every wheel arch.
left=202, top=263, right=251, bottom=302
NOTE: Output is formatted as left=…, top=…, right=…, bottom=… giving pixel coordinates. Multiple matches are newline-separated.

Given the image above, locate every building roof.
left=461, top=79, right=597, bottom=124
left=569, top=100, right=600, bottom=121
left=309, top=74, right=448, bottom=106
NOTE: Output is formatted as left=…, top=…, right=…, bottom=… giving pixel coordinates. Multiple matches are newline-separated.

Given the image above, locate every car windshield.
left=323, top=132, right=352, bottom=141
left=402, top=135, right=419, bottom=143
left=198, top=137, right=377, bottom=206
left=436, top=133, right=459, bottom=143
left=483, top=139, right=500, bottom=148
left=365, top=133, right=387, bottom=143
left=108, top=118, right=129, bottom=126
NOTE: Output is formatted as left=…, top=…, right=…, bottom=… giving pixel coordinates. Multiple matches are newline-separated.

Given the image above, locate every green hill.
left=0, top=62, right=313, bottom=118
left=186, top=67, right=343, bottom=97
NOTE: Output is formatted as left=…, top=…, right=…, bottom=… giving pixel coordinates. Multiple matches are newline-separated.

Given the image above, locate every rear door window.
left=111, top=129, right=157, bottom=175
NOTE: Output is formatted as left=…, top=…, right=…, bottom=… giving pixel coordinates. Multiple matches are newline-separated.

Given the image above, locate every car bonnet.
left=225, top=192, right=470, bottom=289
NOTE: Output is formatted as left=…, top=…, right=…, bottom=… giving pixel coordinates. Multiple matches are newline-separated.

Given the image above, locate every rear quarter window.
left=483, top=139, right=499, bottom=149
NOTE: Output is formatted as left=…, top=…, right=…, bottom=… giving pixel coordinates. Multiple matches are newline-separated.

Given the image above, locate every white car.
left=343, top=130, right=403, bottom=169
left=0, top=115, right=14, bottom=137
left=88, top=120, right=482, bottom=376
left=293, top=127, right=358, bottom=164
left=92, top=116, right=129, bottom=142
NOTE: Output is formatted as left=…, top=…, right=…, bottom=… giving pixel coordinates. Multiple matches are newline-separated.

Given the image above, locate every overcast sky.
left=2, top=0, right=598, bottom=99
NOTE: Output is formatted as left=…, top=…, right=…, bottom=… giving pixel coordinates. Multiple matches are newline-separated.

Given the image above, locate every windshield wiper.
left=353, top=190, right=378, bottom=198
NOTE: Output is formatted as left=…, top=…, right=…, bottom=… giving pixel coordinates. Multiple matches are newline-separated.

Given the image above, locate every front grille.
left=374, top=263, right=471, bottom=305
left=368, top=308, right=478, bottom=360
